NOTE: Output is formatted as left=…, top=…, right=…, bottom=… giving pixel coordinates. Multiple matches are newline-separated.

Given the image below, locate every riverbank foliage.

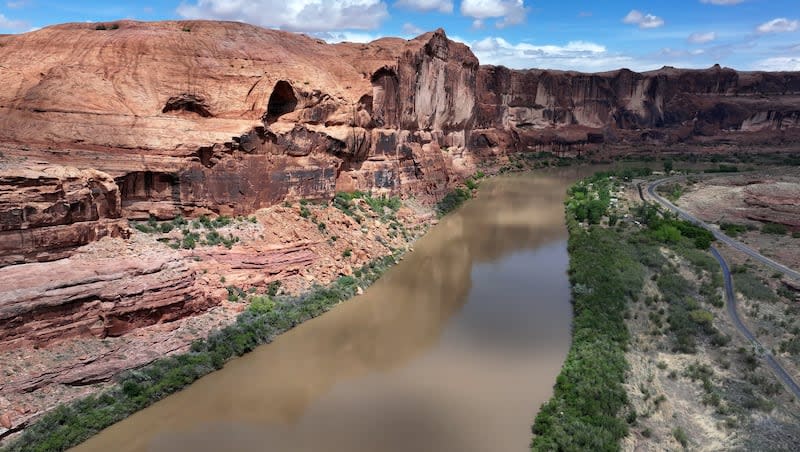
left=532, top=176, right=645, bottom=451
left=435, top=172, right=484, bottom=217
left=533, top=168, right=723, bottom=450
left=3, top=254, right=401, bottom=452
left=632, top=203, right=714, bottom=250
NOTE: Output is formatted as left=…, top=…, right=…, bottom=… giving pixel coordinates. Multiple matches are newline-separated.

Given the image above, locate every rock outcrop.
left=0, top=161, right=127, bottom=266
left=0, top=251, right=209, bottom=350
left=742, top=181, right=800, bottom=230
left=0, top=22, right=479, bottom=224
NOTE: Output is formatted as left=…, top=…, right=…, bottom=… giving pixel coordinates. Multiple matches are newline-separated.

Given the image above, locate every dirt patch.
left=620, top=181, right=800, bottom=451
left=676, top=168, right=800, bottom=269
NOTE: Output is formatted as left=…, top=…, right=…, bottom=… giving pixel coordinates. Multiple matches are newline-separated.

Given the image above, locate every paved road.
left=647, top=176, right=800, bottom=281
left=710, top=247, right=800, bottom=400
left=644, top=176, right=800, bottom=400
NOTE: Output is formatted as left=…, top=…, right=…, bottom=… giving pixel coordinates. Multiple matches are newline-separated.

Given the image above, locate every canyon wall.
left=1, top=20, right=798, bottom=236
left=1, top=20, right=800, bottom=348
left=474, top=65, right=800, bottom=153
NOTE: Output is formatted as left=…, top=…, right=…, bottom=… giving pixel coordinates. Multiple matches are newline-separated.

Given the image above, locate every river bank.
left=1, top=189, right=449, bottom=451
left=535, top=170, right=800, bottom=451
left=40, top=168, right=596, bottom=452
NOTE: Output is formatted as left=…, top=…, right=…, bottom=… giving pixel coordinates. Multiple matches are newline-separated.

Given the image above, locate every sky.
left=1, top=0, right=799, bottom=72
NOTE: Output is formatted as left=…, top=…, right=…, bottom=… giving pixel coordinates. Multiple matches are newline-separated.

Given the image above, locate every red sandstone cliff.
left=1, top=21, right=800, bottom=437
left=0, top=21, right=479, bottom=221
left=475, top=65, right=800, bottom=152
left=0, top=20, right=798, bottom=336
left=1, top=20, right=798, bottom=232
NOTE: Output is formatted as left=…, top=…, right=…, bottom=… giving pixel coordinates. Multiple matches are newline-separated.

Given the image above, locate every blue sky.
left=1, top=1, right=799, bottom=72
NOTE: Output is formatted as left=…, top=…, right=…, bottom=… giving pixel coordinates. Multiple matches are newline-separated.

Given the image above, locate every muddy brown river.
left=74, top=167, right=602, bottom=452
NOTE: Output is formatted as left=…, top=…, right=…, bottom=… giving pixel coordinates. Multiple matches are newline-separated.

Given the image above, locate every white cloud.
left=315, top=31, right=380, bottom=43
left=0, top=13, right=27, bottom=31
left=688, top=31, right=717, bottom=44
left=660, top=48, right=706, bottom=58
left=401, top=22, right=424, bottom=36
left=752, top=56, right=800, bottom=71
left=756, top=18, right=799, bottom=34
left=700, top=0, right=743, bottom=5
left=622, top=10, right=665, bottom=29
left=468, top=36, right=640, bottom=71
left=460, top=0, right=526, bottom=28
left=6, top=1, right=30, bottom=8
left=394, top=0, right=452, bottom=13
left=177, top=0, right=389, bottom=32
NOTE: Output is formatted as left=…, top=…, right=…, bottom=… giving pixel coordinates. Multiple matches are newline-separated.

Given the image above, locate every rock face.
left=475, top=65, right=800, bottom=152
left=0, top=22, right=479, bottom=224
left=0, top=21, right=798, bottom=232
left=742, top=181, right=800, bottom=230
left=0, top=20, right=799, bottom=345
left=0, top=161, right=127, bottom=266
left=0, top=251, right=209, bottom=350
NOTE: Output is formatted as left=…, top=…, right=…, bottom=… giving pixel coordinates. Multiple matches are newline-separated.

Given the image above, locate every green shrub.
left=181, top=232, right=199, bottom=249
left=762, top=223, right=787, bottom=235
left=673, top=427, right=689, bottom=448
left=464, top=177, right=479, bottom=190
left=720, top=223, right=747, bottom=237
left=436, top=187, right=471, bottom=217
left=6, top=254, right=400, bottom=452
left=651, top=224, right=681, bottom=243
left=266, top=281, right=282, bottom=297
left=734, top=271, right=778, bottom=303
left=248, top=296, right=275, bottom=314
left=134, top=223, right=155, bottom=233
left=705, top=164, right=738, bottom=173
left=532, top=193, right=645, bottom=451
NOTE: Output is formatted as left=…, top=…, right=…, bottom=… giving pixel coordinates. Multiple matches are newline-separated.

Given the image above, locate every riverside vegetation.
left=3, top=253, right=401, bottom=452
left=533, top=169, right=800, bottom=451
left=3, top=182, right=482, bottom=452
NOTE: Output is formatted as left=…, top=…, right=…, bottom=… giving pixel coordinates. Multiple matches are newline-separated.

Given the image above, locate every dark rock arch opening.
left=162, top=93, right=212, bottom=117
left=265, top=81, right=298, bottom=124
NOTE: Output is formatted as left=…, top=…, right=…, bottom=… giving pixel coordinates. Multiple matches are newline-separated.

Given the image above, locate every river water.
left=74, top=167, right=600, bottom=452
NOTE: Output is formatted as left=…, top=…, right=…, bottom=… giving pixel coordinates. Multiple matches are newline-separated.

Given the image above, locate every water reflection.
left=74, top=167, right=598, bottom=452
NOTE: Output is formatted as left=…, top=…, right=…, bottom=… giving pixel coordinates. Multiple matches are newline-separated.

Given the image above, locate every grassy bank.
left=3, top=254, right=401, bottom=452
left=531, top=215, right=644, bottom=450
left=531, top=169, right=718, bottom=451
left=435, top=171, right=484, bottom=217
